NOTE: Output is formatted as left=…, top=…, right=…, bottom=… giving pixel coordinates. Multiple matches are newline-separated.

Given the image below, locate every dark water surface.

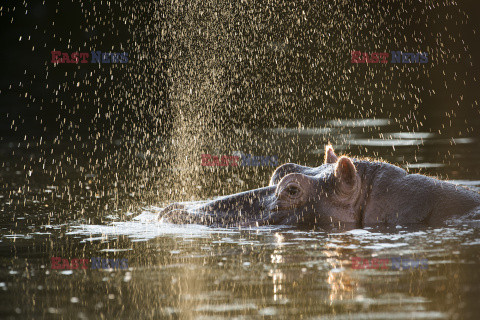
left=1, top=119, right=480, bottom=319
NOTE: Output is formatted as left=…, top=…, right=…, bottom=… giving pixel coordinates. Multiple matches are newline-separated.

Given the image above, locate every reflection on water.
left=3, top=218, right=477, bottom=318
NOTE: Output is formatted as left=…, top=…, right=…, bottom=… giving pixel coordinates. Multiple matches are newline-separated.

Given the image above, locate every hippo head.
left=160, top=145, right=372, bottom=228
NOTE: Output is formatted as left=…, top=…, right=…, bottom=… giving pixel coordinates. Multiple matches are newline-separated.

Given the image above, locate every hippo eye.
left=285, top=185, right=301, bottom=197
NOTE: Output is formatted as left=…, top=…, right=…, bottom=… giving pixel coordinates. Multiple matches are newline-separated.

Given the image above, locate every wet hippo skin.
left=159, top=145, right=480, bottom=228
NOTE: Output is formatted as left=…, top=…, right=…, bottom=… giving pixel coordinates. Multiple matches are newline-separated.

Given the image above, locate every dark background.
left=1, top=0, right=479, bottom=143
left=0, top=0, right=170, bottom=144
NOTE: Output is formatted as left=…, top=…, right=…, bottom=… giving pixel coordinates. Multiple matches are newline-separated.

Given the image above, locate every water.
left=1, top=119, right=480, bottom=319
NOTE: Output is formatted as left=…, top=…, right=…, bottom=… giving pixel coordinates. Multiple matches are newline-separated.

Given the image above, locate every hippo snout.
left=159, top=203, right=188, bottom=222
left=159, top=186, right=281, bottom=226
left=159, top=202, right=217, bottom=225
left=159, top=203, right=186, bottom=221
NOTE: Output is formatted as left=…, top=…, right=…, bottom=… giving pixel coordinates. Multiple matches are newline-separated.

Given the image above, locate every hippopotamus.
left=159, top=145, right=480, bottom=228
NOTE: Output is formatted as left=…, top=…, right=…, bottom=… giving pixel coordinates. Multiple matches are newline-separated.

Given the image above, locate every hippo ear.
left=325, top=145, right=338, bottom=164
left=334, top=156, right=358, bottom=191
